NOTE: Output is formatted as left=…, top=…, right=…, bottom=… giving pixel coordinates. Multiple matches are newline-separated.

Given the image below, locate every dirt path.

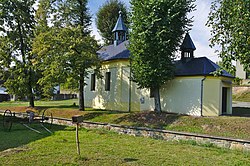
left=233, top=101, right=250, bottom=108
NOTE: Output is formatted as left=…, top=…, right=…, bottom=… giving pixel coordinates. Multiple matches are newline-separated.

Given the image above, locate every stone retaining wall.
left=52, top=118, right=250, bottom=152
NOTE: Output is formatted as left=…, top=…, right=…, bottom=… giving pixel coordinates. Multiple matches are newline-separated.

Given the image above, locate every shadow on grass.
left=0, top=115, right=66, bottom=152
left=34, top=105, right=79, bottom=113
left=232, top=107, right=250, bottom=117
left=82, top=110, right=128, bottom=121
left=113, top=112, right=181, bottom=129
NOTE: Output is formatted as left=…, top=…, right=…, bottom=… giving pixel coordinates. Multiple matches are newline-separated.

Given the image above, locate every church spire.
left=180, top=33, right=196, bottom=60
left=112, top=11, right=127, bottom=46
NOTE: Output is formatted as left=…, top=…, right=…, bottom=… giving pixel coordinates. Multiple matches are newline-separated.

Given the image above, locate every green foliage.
left=96, top=0, right=128, bottom=45
left=51, top=0, right=91, bottom=33
left=207, top=0, right=250, bottom=74
left=33, top=0, right=101, bottom=110
left=33, top=27, right=100, bottom=96
left=130, top=0, right=195, bottom=90
left=129, top=0, right=195, bottom=112
left=216, top=61, right=235, bottom=76
left=0, top=0, right=38, bottom=106
left=35, top=0, right=51, bottom=33
left=233, top=77, right=243, bottom=85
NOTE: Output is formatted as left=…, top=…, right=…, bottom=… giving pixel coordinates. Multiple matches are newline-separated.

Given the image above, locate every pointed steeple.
left=180, top=33, right=196, bottom=60
left=112, top=11, right=127, bottom=46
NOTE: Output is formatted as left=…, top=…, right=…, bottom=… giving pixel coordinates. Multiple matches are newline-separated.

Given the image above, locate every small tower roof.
left=112, top=11, right=127, bottom=32
left=180, top=33, right=196, bottom=51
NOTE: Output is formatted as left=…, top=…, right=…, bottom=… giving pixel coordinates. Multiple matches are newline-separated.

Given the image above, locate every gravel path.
left=233, top=101, right=250, bottom=108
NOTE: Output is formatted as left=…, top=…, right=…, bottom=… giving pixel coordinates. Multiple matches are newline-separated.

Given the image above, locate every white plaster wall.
left=203, top=78, right=221, bottom=116
left=84, top=61, right=142, bottom=111
left=85, top=62, right=233, bottom=116
left=139, top=88, right=154, bottom=111
left=160, top=77, right=202, bottom=116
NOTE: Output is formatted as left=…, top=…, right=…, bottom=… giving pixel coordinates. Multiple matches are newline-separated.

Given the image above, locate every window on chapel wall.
left=90, top=74, right=96, bottom=91
left=105, top=72, right=111, bottom=91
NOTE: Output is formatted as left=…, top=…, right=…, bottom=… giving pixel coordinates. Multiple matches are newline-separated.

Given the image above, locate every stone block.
left=230, top=142, right=245, bottom=151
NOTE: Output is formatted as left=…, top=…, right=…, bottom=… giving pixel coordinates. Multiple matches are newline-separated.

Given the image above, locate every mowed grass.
left=0, top=120, right=250, bottom=165
left=233, top=92, right=250, bottom=102
left=0, top=99, right=80, bottom=111
left=0, top=100, right=250, bottom=140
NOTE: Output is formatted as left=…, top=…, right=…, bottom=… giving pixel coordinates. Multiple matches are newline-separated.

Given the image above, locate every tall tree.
left=96, top=0, right=128, bottom=45
left=207, top=0, right=250, bottom=74
left=35, top=0, right=50, bottom=33
left=33, top=0, right=100, bottom=110
left=129, top=0, right=195, bottom=112
left=32, top=0, right=55, bottom=98
left=0, top=0, right=37, bottom=107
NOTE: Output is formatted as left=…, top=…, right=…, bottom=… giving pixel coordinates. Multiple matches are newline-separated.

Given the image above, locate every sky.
left=87, top=0, right=219, bottom=62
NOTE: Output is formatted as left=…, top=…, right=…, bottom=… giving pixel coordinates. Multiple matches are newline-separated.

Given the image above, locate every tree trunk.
left=17, top=19, right=34, bottom=107
left=28, top=70, right=34, bottom=107
left=28, top=90, right=35, bottom=107
left=79, top=72, right=85, bottom=111
left=153, top=87, right=161, bottom=112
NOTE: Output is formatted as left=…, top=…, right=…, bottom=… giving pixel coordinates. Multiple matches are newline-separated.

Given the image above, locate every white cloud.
left=189, top=0, right=220, bottom=62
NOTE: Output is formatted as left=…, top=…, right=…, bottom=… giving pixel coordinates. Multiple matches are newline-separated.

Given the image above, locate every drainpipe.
left=200, top=76, right=206, bottom=116
left=128, top=61, right=132, bottom=112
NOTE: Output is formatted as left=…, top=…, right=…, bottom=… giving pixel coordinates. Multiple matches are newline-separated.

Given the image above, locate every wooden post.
left=76, top=123, right=80, bottom=155
left=72, top=115, right=83, bottom=156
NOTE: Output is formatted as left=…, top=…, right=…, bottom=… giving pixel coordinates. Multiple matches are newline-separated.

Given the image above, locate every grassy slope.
left=0, top=100, right=250, bottom=140
left=0, top=123, right=250, bottom=165
left=233, top=92, right=250, bottom=102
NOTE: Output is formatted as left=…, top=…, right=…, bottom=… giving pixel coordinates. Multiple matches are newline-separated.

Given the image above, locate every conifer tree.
left=96, top=0, right=128, bottom=45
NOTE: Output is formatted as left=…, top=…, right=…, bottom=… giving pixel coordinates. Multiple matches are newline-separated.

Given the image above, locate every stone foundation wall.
left=52, top=118, right=250, bottom=152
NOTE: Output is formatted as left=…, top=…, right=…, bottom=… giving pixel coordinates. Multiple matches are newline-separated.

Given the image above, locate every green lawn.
left=233, top=92, right=250, bottom=102
left=1, top=100, right=250, bottom=140
left=0, top=99, right=79, bottom=108
left=0, top=121, right=250, bottom=165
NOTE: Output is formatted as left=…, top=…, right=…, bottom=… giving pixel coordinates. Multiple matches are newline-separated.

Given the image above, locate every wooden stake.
left=76, top=123, right=80, bottom=155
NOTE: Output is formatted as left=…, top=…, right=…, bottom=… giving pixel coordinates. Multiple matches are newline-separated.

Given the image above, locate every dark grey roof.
left=175, top=57, right=233, bottom=78
left=97, top=42, right=233, bottom=78
left=97, top=40, right=130, bottom=61
left=112, top=11, right=127, bottom=32
left=180, top=33, right=196, bottom=51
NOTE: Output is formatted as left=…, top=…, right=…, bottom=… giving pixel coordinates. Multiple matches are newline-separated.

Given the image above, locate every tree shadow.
left=232, top=107, right=250, bottom=117
left=35, top=105, right=79, bottom=112
left=123, top=158, right=139, bottom=163
left=82, top=110, right=128, bottom=121
left=113, top=111, right=181, bottom=129
left=0, top=115, right=66, bottom=152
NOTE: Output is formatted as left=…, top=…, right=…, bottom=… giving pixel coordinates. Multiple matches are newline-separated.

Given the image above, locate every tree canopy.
left=207, top=0, right=250, bottom=74
left=129, top=0, right=195, bottom=112
left=33, top=0, right=100, bottom=110
left=96, top=0, right=128, bottom=45
left=0, top=0, right=37, bottom=107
